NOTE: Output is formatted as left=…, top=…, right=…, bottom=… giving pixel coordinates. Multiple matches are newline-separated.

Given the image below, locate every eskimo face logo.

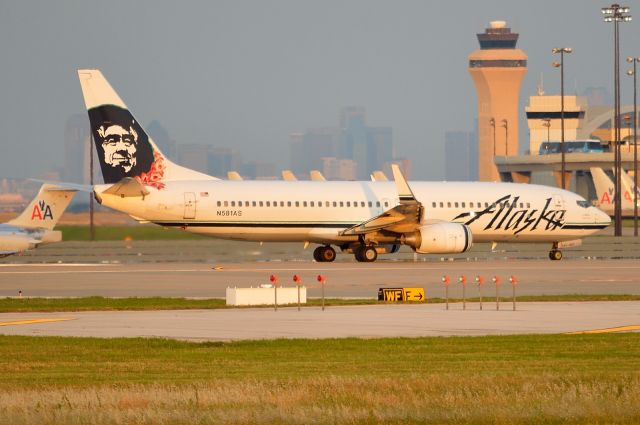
left=31, top=200, right=53, bottom=221
left=89, top=105, right=156, bottom=184
left=97, top=124, right=138, bottom=173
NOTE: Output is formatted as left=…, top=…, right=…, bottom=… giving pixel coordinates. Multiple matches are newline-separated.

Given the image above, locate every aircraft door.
left=184, top=192, right=196, bottom=219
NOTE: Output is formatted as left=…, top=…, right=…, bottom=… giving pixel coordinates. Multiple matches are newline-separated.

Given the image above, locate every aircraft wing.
left=341, top=164, right=423, bottom=236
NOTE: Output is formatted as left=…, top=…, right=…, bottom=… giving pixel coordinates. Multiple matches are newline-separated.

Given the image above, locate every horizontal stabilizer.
left=102, top=178, right=150, bottom=198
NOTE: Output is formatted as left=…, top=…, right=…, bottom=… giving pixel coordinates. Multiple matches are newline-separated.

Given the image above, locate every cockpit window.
left=576, top=200, right=590, bottom=208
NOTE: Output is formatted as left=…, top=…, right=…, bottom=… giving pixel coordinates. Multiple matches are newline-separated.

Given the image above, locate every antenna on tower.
left=537, top=72, right=545, bottom=95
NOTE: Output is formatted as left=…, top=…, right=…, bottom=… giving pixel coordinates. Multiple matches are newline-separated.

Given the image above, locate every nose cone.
left=594, top=207, right=612, bottom=226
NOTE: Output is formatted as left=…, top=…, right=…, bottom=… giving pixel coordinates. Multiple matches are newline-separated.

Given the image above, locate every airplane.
left=310, top=170, right=326, bottom=182
left=0, top=184, right=76, bottom=257
left=227, top=171, right=243, bottom=181
left=282, top=170, right=297, bottom=181
left=590, top=167, right=640, bottom=217
left=77, top=69, right=610, bottom=262
left=371, top=170, right=389, bottom=182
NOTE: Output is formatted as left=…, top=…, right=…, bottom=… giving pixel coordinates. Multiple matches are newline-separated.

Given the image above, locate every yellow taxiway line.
left=568, top=325, right=640, bottom=334
left=0, top=317, right=75, bottom=327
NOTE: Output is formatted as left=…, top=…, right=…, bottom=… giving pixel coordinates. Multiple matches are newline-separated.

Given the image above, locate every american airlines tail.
left=590, top=167, right=615, bottom=207
left=7, top=184, right=76, bottom=230
left=77, top=70, right=217, bottom=186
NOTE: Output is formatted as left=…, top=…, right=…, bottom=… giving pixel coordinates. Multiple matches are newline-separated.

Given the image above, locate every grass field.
left=0, top=334, right=638, bottom=424
left=1, top=294, right=639, bottom=312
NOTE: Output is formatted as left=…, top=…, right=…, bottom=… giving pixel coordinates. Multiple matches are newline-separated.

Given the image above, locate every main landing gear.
left=354, top=245, right=378, bottom=262
left=549, top=242, right=563, bottom=261
left=313, top=245, right=336, bottom=262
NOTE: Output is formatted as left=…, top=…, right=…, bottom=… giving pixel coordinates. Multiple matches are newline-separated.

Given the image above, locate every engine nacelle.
left=402, top=223, right=472, bottom=254
left=0, top=234, right=33, bottom=253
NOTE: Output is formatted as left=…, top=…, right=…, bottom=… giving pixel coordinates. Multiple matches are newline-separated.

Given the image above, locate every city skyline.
left=0, top=1, right=639, bottom=181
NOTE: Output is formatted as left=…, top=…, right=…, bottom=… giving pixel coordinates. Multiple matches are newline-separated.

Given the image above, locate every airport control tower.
left=469, top=21, right=527, bottom=182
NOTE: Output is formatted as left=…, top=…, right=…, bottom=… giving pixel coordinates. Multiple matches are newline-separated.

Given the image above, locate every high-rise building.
left=445, top=131, right=478, bottom=181
left=63, top=114, right=91, bottom=183
left=468, top=21, right=527, bottom=181
left=291, top=107, right=392, bottom=179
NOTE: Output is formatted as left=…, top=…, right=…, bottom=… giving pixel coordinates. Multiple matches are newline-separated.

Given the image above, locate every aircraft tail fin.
left=590, top=167, right=614, bottom=207
left=8, top=184, right=76, bottom=230
left=77, top=69, right=218, bottom=187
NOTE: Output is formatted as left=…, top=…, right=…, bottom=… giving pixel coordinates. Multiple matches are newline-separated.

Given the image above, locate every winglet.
left=391, top=164, right=416, bottom=203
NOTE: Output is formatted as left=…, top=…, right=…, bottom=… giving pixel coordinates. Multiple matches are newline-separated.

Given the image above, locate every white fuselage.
left=95, top=180, right=610, bottom=246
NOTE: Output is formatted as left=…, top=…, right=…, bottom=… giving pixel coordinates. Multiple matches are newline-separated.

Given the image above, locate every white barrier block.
left=226, top=287, right=307, bottom=306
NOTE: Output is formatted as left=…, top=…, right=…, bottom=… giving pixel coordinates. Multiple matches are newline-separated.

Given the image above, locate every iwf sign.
left=378, top=287, right=425, bottom=302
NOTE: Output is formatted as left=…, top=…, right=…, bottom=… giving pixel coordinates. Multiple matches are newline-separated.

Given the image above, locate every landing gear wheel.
left=319, top=245, right=336, bottom=262
left=355, top=246, right=378, bottom=262
left=549, top=250, right=563, bottom=261
left=314, top=245, right=336, bottom=262
left=313, top=246, right=323, bottom=262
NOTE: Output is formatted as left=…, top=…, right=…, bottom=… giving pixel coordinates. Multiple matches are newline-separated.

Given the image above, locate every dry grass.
left=0, top=375, right=638, bottom=424
left=0, top=334, right=638, bottom=424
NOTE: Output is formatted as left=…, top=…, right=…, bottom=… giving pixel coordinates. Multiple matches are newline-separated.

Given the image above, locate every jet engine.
left=0, top=234, right=33, bottom=253
left=402, top=223, right=472, bottom=254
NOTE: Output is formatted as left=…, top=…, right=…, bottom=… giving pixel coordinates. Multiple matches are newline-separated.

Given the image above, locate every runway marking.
left=0, top=317, right=75, bottom=327
left=568, top=325, right=640, bottom=334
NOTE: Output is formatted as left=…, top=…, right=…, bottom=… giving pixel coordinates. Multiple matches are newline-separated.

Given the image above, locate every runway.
left=1, top=259, right=639, bottom=298
left=0, top=301, right=638, bottom=340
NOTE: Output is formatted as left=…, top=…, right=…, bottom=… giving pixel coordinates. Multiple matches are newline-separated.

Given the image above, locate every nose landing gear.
left=549, top=242, right=563, bottom=261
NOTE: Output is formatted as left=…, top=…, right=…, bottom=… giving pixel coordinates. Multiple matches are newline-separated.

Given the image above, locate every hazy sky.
left=1, top=1, right=638, bottom=180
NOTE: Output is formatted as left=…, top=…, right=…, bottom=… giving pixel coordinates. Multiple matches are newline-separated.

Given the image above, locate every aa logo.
left=31, top=200, right=53, bottom=220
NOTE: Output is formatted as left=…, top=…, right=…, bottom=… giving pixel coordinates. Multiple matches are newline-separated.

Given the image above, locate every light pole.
left=603, top=4, right=631, bottom=237
left=489, top=118, right=496, bottom=156
left=501, top=119, right=508, bottom=156
left=542, top=118, right=551, bottom=142
left=627, top=56, right=639, bottom=236
left=553, top=47, right=572, bottom=189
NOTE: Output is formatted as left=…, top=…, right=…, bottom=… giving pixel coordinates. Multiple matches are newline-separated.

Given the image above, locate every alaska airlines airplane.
left=78, top=70, right=610, bottom=262
left=0, top=184, right=76, bottom=257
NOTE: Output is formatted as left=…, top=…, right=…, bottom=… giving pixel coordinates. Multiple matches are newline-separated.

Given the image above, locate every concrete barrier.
left=226, top=286, right=307, bottom=306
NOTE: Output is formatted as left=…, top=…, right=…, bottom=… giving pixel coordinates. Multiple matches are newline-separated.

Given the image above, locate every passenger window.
left=224, top=201, right=229, bottom=207
left=332, top=201, right=337, bottom=207
left=325, top=201, right=330, bottom=207
left=318, top=201, right=322, bottom=207
left=527, top=203, right=531, bottom=208
left=303, top=201, right=307, bottom=207
left=310, top=201, right=314, bottom=207
left=266, top=201, right=270, bottom=207
left=485, top=202, right=489, bottom=208
left=368, top=201, right=372, bottom=207
left=519, top=203, right=523, bottom=208
left=340, top=202, right=344, bottom=207
left=361, top=201, right=365, bottom=207
left=245, top=201, right=249, bottom=207
left=462, top=202, right=466, bottom=208
left=287, top=201, right=292, bottom=207
left=439, top=202, right=444, bottom=208
left=384, top=202, right=389, bottom=207
left=469, top=202, right=473, bottom=208
left=346, top=201, right=351, bottom=207
left=432, top=202, right=436, bottom=208
left=295, top=201, right=299, bottom=207
left=280, top=201, right=284, bottom=207
left=455, top=202, right=459, bottom=208
left=259, top=201, right=264, bottom=207
left=217, top=201, right=221, bottom=207
left=376, top=201, right=381, bottom=207
left=447, top=202, right=451, bottom=208
left=252, top=201, right=257, bottom=207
